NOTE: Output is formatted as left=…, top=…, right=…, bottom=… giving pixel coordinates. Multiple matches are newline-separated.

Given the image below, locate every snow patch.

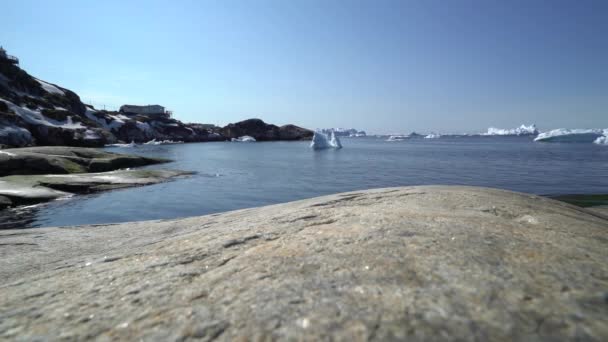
left=1, top=99, right=84, bottom=129
left=35, top=78, right=65, bottom=96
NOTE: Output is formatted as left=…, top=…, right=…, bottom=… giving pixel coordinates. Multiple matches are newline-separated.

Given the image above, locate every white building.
left=119, top=104, right=169, bottom=117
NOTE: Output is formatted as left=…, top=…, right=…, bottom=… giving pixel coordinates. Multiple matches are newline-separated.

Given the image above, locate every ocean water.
left=6, top=136, right=608, bottom=228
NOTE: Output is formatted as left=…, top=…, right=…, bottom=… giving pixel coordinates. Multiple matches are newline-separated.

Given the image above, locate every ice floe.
left=386, top=135, right=409, bottom=142
left=143, top=139, right=184, bottom=145
left=424, top=133, right=441, bottom=139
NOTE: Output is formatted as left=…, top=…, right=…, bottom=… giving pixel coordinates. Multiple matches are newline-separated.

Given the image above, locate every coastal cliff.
left=1, top=186, right=606, bottom=340
left=0, top=55, right=312, bottom=147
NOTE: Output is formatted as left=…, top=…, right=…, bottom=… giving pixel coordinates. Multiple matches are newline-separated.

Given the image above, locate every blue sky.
left=1, top=0, right=607, bottom=134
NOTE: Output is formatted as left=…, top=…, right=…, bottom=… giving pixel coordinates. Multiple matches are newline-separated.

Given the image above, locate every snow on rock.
left=534, top=128, right=606, bottom=143
left=35, top=78, right=65, bottom=96
left=231, top=136, right=256, bottom=142
left=84, top=107, right=124, bottom=131
left=484, top=124, right=539, bottom=136
left=1, top=99, right=84, bottom=129
left=311, top=131, right=341, bottom=150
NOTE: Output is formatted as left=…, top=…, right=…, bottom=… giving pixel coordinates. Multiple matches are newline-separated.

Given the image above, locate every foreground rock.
left=1, top=186, right=607, bottom=340
left=0, top=146, right=169, bottom=176
left=221, top=118, right=313, bottom=141
left=0, top=169, right=192, bottom=211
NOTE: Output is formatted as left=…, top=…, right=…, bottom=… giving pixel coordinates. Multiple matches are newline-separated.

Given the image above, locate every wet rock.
left=0, top=186, right=606, bottom=340
left=0, top=146, right=170, bottom=176
left=0, top=169, right=192, bottom=211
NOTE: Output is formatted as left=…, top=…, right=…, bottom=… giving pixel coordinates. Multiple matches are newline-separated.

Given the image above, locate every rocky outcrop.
left=1, top=186, right=606, bottom=340
left=222, top=118, right=313, bottom=141
left=0, top=169, right=192, bottom=211
left=0, top=146, right=169, bottom=176
left=1, top=55, right=312, bottom=147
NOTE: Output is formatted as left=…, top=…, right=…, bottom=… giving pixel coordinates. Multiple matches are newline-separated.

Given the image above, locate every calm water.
left=8, top=136, right=608, bottom=228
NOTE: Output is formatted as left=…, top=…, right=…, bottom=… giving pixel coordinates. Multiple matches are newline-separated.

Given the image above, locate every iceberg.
left=594, top=135, right=608, bottom=145
left=424, top=133, right=441, bottom=139
left=231, top=136, right=256, bottom=142
left=311, top=131, right=342, bottom=150
left=534, top=129, right=606, bottom=143
left=144, top=139, right=184, bottom=145
left=329, top=131, right=342, bottom=149
left=483, top=124, right=539, bottom=136
left=386, top=135, right=409, bottom=142
left=106, top=141, right=137, bottom=148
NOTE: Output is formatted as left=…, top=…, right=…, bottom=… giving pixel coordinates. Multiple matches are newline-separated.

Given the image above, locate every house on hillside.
left=119, top=104, right=171, bottom=118
left=0, top=46, right=19, bottom=64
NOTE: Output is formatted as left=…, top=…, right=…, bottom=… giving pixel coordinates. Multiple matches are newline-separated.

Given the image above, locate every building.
left=119, top=104, right=170, bottom=117
left=0, top=46, right=19, bottom=64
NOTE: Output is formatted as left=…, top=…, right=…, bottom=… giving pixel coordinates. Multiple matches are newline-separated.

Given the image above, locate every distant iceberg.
left=594, top=135, right=608, bottom=145
left=386, top=135, right=409, bottom=142
left=424, top=133, right=441, bottom=139
left=231, top=136, right=256, bottom=142
left=534, top=129, right=606, bottom=143
left=484, top=124, right=539, bottom=136
left=106, top=141, right=136, bottom=148
left=144, top=139, right=184, bottom=145
left=311, top=131, right=341, bottom=150
left=321, top=128, right=366, bottom=137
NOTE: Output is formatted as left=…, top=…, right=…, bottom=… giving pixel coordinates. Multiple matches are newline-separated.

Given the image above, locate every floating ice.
left=143, top=139, right=184, bottom=145
left=424, top=133, right=441, bottom=139
left=386, top=135, right=409, bottom=142
left=106, top=141, right=137, bottom=148
left=593, top=132, right=608, bottom=145
left=231, top=136, right=256, bottom=142
left=484, top=124, right=539, bottom=136
left=534, top=128, right=606, bottom=143
left=311, top=131, right=341, bottom=150
left=329, top=131, right=342, bottom=149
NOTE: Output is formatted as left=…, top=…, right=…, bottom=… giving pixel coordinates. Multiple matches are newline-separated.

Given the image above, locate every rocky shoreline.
left=1, top=186, right=606, bottom=340
left=0, top=146, right=192, bottom=211
left=1, top=56, right=312, bottom=148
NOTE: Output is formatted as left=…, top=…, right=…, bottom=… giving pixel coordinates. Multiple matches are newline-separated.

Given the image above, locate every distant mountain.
left=320, top=128, right=366, bottom=137
left=0, top=52, right=312, bottom=147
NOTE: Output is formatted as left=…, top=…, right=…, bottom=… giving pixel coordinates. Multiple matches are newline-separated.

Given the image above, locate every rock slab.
left=0, top=186, right=607, bottom=341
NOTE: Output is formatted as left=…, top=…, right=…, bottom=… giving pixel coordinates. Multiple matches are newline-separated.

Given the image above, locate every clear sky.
left=1, top=0, right=607, bottom=134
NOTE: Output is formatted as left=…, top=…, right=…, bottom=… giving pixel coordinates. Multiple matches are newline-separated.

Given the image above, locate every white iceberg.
left=329, top=131, right=342, bottom=149
left=594, top=135, right=608, bottom=145
left=231, top=135, right=256, bottom=142
left=424, top=133, right=441, bottom=139
left=311, top=131, right=341, bottom=150
left=534, top=128, right=606, bottom=143
left=106, top=141, right=137, bottom=148
left=144, top=139, right=184, bottom=145
left=386, top=135, right=409, bottom=142
left=483, top=124, right=539, bottom=136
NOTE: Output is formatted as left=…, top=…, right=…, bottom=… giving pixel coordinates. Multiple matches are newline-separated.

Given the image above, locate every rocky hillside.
left=0, top=55, right=312, bottom=147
